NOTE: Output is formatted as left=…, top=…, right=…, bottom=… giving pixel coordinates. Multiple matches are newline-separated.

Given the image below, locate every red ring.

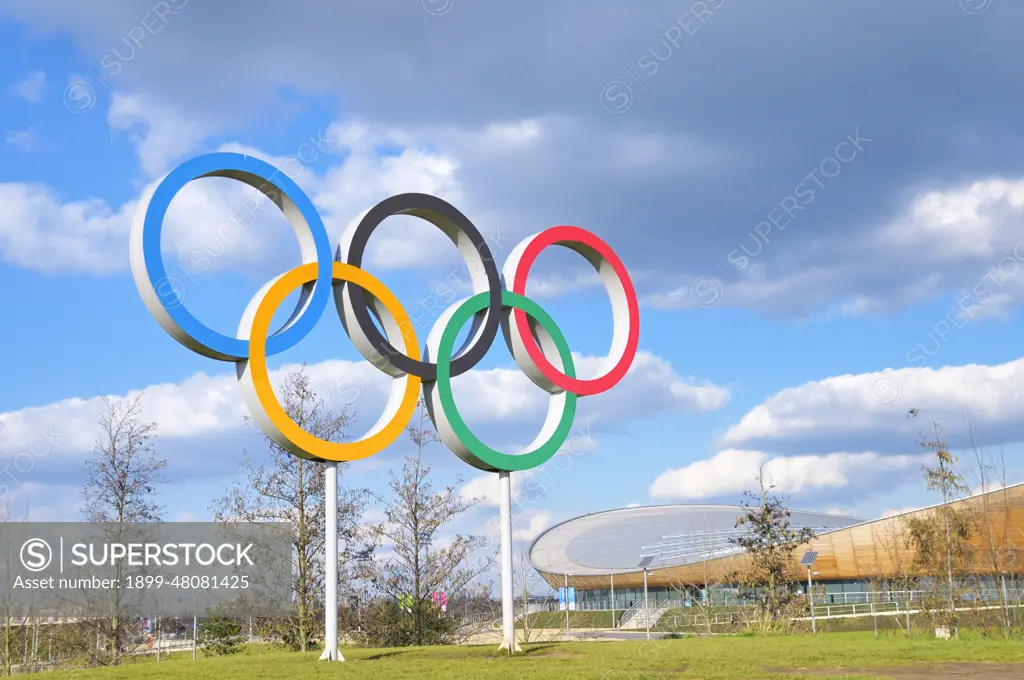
left=509, top=226, right=640, bottom=396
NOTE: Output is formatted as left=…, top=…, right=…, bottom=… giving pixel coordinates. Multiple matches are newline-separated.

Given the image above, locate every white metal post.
left=610, top=573, right=615, bottom=629
left=319, top=463, right=343, bottom=661
left=643, top=568, right=650, bottom=640
left=564, top=573, right=570, bottom=637
left=192, top=595, right=198, bottom=660
left=1001, top=572, right=1010, bottom=635
left=498, top=471, right=521, bottom=653
left=808, top=567, right=816, bottom=633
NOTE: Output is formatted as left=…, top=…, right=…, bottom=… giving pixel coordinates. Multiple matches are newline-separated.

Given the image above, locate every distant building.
left=529, top=483, right=1024, bottom=611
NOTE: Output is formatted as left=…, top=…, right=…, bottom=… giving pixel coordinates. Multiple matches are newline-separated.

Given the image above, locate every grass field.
left=45, top=632, right=1024, bottom=680
left=527, top=610, right=616, bottom=628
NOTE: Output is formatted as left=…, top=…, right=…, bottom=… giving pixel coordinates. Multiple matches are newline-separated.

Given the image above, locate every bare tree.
left=83, top=396, right=165, bottom=524
left=513, top=549, right=558, bottom=643
left=905, top=413, right=976, bottom=639
left=362, top=399, right=491, bottom=646
left=670, top=519, right=732, bottom=636
left=874, top=517, right=918, bottom=634
left=80, top=396, right=165, bottom=663
left=0, top=504, right=30, bottom=676
left=213, top=368, right=368, bottom=652
left=963, top=410, right=1020, bottom=638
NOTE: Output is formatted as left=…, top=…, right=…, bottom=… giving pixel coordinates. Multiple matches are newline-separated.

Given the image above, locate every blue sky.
left=1, top=0, right=1023, bottom=574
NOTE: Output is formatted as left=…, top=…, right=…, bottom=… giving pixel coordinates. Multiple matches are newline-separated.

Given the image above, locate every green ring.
left=435, top=289, right=577, bottom=471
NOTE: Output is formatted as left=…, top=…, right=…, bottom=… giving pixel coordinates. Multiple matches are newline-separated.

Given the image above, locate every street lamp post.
left=800, top=551, right=819, bottom=634
left=638, top=556, right=654, bottom=640
left=644, top=568, right=650, bottom=640
left=610, top=574, right=615, bottom=629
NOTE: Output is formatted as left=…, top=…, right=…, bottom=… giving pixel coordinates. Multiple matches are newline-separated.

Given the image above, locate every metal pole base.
left=318, top=647, right=344, bottom=662
left=497, top=640, right=523, bottom=654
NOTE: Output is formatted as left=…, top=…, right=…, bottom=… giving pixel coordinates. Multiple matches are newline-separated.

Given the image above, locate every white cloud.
left=881, top=507, right=920, bottom=519
left=108, top=92, right=220, bottom=177
left=0, top=182, right=134, bottom=273
left=513, top=511, right=550, bottom=542
left=315, top=121, right=467, bottom=270
left=11, top=70, right=45, bottom=103
left=649, top=449, right=926, bottom=502
left=0, top=119, right=484, bottom=278
left=647, top=177, right=1024, bottom=319
left=523, top=270, right=605, bottom=299
left=3, top=2, right=1024, bottom=321
left=6, top=128, right=39, bottom=151
left=437, top=351, right=729, bottom=427
left=720, top=358, right=1024, bottom=455
left=3, top=483, right=82, bottom=521
left=459, top=468, right=543, bottom=511
left=0, top=351, right=725, bottom=459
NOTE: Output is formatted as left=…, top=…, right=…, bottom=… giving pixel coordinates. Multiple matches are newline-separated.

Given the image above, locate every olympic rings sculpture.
left=129, top=152, right=640, bottom=472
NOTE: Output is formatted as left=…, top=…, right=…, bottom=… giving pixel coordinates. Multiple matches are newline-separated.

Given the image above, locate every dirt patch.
left=766, top=662, right=1024, bottom=679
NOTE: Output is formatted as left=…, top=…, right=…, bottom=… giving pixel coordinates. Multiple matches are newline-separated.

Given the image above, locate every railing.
left=619, top=599, right=674, bottom=630
left=575, top=588, right=1024, bottom=612
left=617, top=600, right=646, bottom=628
left=807, top=588, right=1024, bottom=606
left=662, top=609, right=757, bottom=629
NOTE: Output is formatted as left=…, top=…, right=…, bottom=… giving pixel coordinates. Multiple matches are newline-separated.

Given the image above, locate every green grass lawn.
left=44, top=632, right=1024, bottom=680
left=526, top=610, right=615, bottom=629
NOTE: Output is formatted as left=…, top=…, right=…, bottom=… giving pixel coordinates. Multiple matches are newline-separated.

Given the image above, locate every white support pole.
left=564, top=573, right=570, bottom=637
left=610, top=573, right=615, bottom=629
left=808, top=567, right=816, bottom=633
left=643, top=568, right=650, bottom=640
left=319, top=462, right=343, bottom=661
left=497, top=470, right=521, bottom=653
left=1001, top=572, right=1010, bottom=636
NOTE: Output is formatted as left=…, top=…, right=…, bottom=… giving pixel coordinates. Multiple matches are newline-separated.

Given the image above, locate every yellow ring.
left=247, top=261, right=421, bottom=461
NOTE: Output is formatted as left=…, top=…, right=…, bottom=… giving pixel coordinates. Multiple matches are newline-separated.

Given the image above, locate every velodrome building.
left=529, top=483, right=1024, bottom=612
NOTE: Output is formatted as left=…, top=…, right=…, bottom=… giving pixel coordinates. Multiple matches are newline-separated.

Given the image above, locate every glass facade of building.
left=571, top=580, right=879, bottom=610
left=563, top=575, right=1021, bottom=611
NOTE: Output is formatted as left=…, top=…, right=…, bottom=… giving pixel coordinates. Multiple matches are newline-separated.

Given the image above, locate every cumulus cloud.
left=4, top=1, right=1022, bottom=318
left=0, top=351, right=726, bottom=459
left=0, top=183, right=134, bottom=273
left=647, top=177, right=1024, bottom=319
left=0, top=123, right=469, bottom=276
left=649, top=449, right=925, bottom=503
left=720, top=358, right=1024, bottom=456
left=3, top=482, right=81, bottom=521
left=108, top=92, right=223, bottom=177
left=645, top=354, right=1024, bottom=507
left=0, top=116, right=555, bottom=280
left=512, top=511, right=551, bottom=542
left=10, top=70, right=44, bottom=103
left=459, top=471, right=530, bottom=510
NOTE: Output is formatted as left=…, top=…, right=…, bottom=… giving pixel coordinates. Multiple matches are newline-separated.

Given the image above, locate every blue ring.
left=141, top=152, right=333, bottom=358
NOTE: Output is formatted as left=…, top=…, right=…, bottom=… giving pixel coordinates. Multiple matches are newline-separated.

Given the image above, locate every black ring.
left=335, top=193, right=502, bottom=381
